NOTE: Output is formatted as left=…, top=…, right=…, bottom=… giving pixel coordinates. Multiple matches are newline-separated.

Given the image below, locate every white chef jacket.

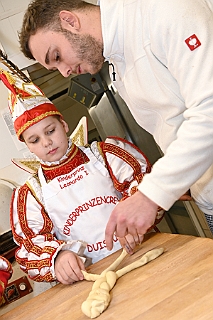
left=100, top=0, right=213, bottom=213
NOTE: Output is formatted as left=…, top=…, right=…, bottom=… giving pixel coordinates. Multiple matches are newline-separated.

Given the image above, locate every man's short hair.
left=19, top=0, right=93, bottom=59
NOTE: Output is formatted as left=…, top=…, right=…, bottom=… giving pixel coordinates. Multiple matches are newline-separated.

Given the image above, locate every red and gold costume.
left=11, top=137, right=163, bottom=282
left=0, top=68, right=164, bottom=283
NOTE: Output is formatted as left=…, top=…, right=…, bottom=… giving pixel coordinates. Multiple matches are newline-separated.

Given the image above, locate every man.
left=19, top=0, right=213, bottom=250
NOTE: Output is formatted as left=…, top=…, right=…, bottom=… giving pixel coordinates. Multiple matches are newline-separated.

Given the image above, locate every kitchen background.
left=0, top=0, right=212, bottom=315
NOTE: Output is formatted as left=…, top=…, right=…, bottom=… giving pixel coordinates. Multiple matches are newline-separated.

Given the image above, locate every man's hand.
left=179, top=190, right=192, bottom=201
left=105, top=191, right=158, bottom=251
left=118, top=233, right=144, bottom=255
left=55, top=250, right=86, bottom=285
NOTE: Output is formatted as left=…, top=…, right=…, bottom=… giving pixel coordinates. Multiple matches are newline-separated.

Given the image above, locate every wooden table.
left=2, top=232, right=213, bottom=320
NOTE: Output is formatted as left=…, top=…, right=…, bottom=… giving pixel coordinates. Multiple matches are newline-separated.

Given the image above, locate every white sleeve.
left=139, top=0, right=213, bottom=209
left=105, top=137, right=149, bottom=189
left=91, top=138, right=150, bottom=196
left=0, top=257, right=12, bottom=272
left=11, top=185, right=86, bottom=282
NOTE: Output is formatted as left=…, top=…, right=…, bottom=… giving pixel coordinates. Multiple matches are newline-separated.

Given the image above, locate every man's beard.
left=62, top=29, right=104, bottom=74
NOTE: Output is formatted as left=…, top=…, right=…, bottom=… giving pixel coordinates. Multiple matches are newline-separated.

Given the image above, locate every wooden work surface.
left=2, top=232, right=213, bottom=320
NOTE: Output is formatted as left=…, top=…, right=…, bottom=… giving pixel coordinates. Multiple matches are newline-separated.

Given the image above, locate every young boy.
left=0, top=69, right=164, bottom=285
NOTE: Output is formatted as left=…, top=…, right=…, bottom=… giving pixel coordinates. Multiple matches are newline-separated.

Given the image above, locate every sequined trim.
left=26, top=177, right=43, bottom=204
left=0, top=280, right=5, bottom=291
left=100, top=141, right=145, bottom=193
left=107, top=136, right=152, bottom=173
left=17, top=110, right=61, bottom=139
left=71, top=123, right=85, bottom=146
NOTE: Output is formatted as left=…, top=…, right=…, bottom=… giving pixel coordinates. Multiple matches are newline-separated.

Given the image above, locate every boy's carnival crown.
left=0, top=51, right=62, bottom=141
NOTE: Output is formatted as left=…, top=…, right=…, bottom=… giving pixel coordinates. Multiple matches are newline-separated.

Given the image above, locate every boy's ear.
left=61, top=119, right=69, bottom=133
left=59, top=10, right=80, bottom=31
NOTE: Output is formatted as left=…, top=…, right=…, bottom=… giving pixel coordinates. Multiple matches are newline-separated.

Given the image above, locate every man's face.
left=29, top=28, right=104, bottom=77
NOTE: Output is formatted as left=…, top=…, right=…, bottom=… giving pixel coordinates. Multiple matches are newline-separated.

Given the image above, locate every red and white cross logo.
left=185, top=34, right=201, bottom=51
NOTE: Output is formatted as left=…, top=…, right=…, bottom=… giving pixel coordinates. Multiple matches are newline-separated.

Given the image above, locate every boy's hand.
left=55, top=250, right=86, bottom=285
left=118, top=233, right=144, bottom=255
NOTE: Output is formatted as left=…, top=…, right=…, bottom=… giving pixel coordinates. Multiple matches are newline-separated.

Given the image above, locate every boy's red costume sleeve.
left=98, top=137, right=165, bottom=228
left=0, top=256, right=12, bottom=303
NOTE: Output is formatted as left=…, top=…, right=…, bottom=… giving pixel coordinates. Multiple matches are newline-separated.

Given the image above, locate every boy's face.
left=22, top=116, right=69, bottom=162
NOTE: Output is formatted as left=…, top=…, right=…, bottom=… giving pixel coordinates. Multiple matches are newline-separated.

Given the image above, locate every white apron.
left=38, top=147, right=122, bottom=263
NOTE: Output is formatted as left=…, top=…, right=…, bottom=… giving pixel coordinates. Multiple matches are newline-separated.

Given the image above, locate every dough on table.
left=81, top=247, right=164, bottom=318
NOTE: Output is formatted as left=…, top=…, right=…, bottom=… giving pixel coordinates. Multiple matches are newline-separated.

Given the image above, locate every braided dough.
left=81, top=247, right=164, bottom=318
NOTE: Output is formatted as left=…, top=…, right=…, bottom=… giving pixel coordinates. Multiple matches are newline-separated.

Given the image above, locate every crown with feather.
left=0, top=50, right=62, bottom=141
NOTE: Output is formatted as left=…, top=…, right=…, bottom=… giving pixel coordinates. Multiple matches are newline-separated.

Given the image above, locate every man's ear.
left=59, top=10, right=80, bottom=31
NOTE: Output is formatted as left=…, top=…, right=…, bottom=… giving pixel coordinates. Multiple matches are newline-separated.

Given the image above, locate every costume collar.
left=40, top=138, right=72, bottom=166
left=40, top=139, right=89, bottom=181
left=100, top=0, right=124, bottom=62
